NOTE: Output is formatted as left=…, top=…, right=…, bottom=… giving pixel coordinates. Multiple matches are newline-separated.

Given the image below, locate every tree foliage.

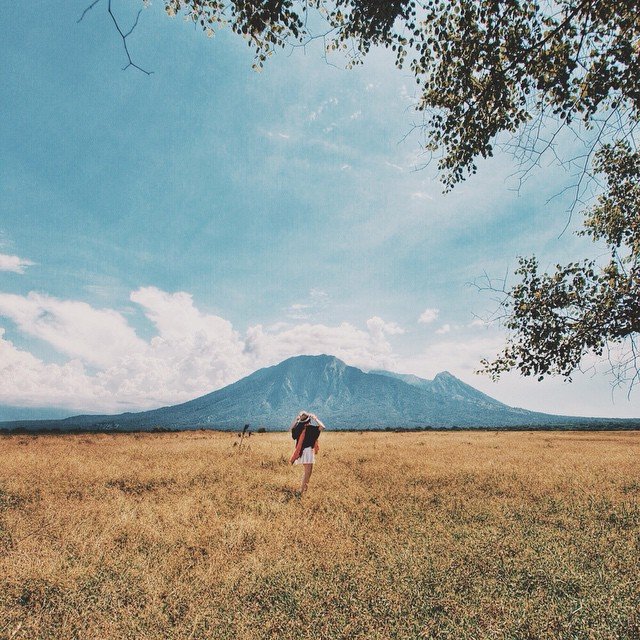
left=95, top=0, right=640, bottom=386
left=161, top=0, right=639, bottom=185
left=480, top=141, right=640, bottom=386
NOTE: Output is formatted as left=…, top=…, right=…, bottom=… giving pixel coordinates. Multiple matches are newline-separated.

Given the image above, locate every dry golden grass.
left=0, top=430, right=639, bottom=640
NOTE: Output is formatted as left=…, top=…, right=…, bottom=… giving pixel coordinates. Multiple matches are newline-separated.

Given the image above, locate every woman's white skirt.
left=293, top=446, right=315, bottom=465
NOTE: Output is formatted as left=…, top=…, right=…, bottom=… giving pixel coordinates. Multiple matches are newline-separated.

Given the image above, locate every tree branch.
left=107, top=0, right=153, bottom=75
left=79, top=0, right=152, bottom=74
left=78, top=0, right=102, bottom=24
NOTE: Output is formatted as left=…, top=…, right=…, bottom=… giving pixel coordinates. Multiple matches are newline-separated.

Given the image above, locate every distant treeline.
left=1, top=424, right=638, bottom=435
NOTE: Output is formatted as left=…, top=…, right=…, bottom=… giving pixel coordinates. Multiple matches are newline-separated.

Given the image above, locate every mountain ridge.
left=1, top=354, right=638, bottom=431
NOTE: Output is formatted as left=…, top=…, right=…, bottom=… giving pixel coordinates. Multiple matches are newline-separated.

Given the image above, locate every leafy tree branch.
left=81, top=0, right=639, bottom=388
left=479, top=141, right=640, bottom=389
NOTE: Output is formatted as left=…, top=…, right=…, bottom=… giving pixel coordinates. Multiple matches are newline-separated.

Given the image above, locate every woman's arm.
left=310, top=413, right=326, bottom=430
left=289, top=412, right=302, bottom=431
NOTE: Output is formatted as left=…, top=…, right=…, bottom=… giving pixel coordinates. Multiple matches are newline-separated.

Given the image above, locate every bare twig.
left=77, top=0, right=102, bottom=23
left=107, top=0, right=153, bottom=75
left=79, top=0, right=152, bottom=74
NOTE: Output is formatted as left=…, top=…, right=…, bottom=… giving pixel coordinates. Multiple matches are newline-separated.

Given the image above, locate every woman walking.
left=289, top=411, right=325, bottom=495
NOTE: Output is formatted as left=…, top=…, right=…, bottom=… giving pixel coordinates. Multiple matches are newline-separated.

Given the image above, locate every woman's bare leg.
left=300, top=463, right=313, bottom=494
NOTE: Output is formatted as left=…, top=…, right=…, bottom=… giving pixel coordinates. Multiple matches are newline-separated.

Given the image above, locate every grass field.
left=0, top=430, right=639, bottom=640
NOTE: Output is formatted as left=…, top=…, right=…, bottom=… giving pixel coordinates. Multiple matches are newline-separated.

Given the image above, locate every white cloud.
left=366, top=316, right=405, bottom=339
left=286, top=288, right=330, bottom=320
left=0, top=287, right=249, bottom=411
left=1, top=289, right=637, bottom=418
left=0, top=253, right=35, bottom=274
left=310, top=288, right=328, bottom=302
left=0, top=288, right=406, bottom=412
left=418, top=308, right=439, bottom=324
left=397, top=333, right=640, bottom=418
left=245, top=317, right=401, bottom=372
left=129, top=286, right=248, bottom=391
left=435, top=323, right=451, bottom=335
left=309, top=97, right=339, bottom=122
left=399, top=335, right=505, bottom=380
left=287, top=302, right=312, bottom=320
left=0, top=329, right=107, bottom=410
left=131, top=286, right=237, bottom=346
left=350, top=110, right=362, bottom=120
left=0, top=291, right=146, bottom=368
left=385, top=160, right=404, bottom=172
left=263, top=130, right=291, bottom=140
left=2, top=284, right=635, bottom=419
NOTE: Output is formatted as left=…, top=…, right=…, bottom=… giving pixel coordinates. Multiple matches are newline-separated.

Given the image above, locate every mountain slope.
left=1, top=355, right=638, bottom=431
left=370, top=368, right=509, bottom=409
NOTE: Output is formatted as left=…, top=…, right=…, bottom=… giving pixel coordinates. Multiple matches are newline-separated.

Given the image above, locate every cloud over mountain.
left=0, top=287, right=405, bottom=412
left=4, top=355, right=634, bottom=431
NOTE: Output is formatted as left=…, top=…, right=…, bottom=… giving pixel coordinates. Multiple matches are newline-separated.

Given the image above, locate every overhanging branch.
left=78, top=0, right=153, bottom=75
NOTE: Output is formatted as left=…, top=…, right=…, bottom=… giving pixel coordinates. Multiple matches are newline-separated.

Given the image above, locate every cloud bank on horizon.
left=0, top=283, right=423, bottom=412
left=1, top=271, right=636, bottom=420
left=0, top=252, right=505, bottom=414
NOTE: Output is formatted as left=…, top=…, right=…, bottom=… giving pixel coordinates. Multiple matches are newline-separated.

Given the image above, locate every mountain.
left=1, top=354, right=638, bottom=431
left=369, top=369, right=509, bottom=409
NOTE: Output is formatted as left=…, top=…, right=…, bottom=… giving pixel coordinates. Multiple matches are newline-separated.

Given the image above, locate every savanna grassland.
left=0, top=430, right=638, bottom=640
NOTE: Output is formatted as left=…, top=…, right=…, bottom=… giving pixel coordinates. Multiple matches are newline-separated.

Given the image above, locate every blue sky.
left=0, top=1, right=638, bottom=419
